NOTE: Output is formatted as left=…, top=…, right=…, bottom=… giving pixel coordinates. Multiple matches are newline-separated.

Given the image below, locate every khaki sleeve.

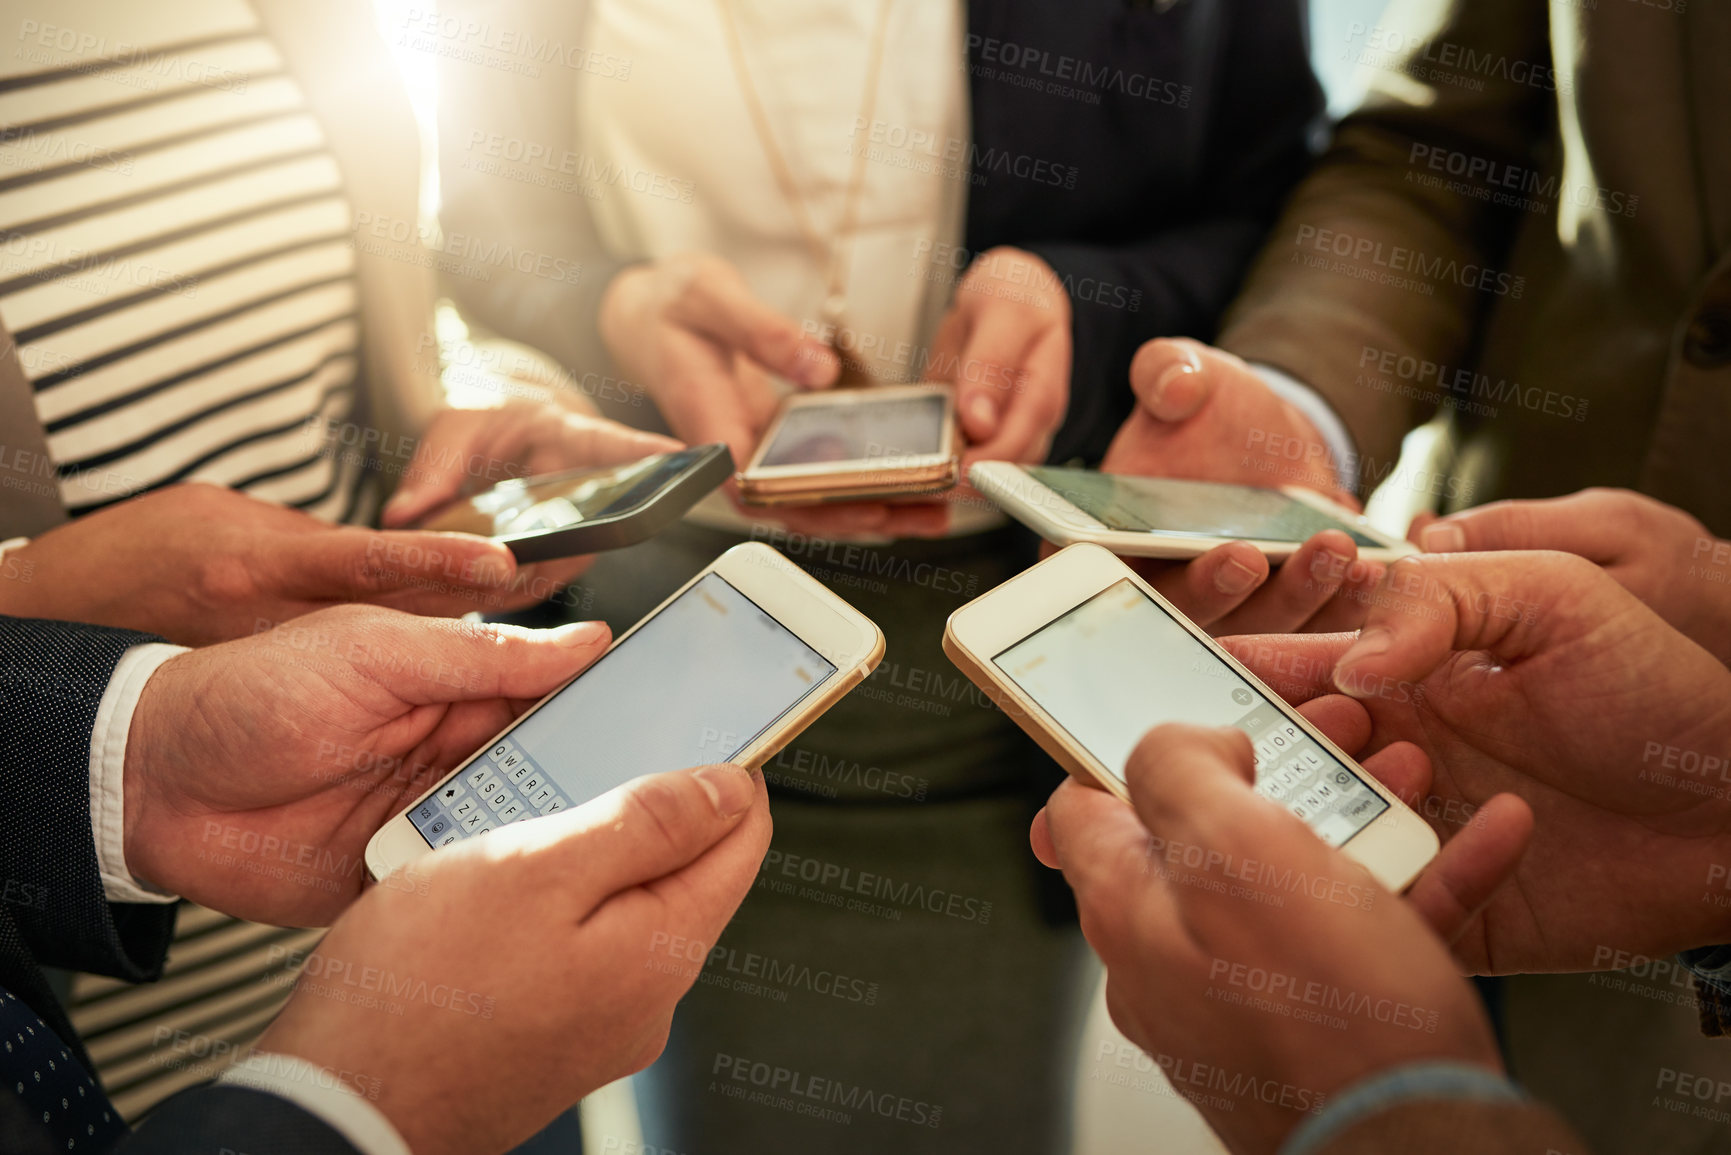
left=1218, top=0, right=1554, bottom=476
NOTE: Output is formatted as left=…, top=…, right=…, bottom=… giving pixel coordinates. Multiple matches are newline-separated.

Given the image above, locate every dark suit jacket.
left=435, top=0, right=1324, bottom=465
left=0, top=616, right=361, bottom=1154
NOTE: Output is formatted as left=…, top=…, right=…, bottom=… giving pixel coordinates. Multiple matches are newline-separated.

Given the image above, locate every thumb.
left=669, top=267, right=839, bottom=389
left=291, top=607, right=612, bottom=705
left=547, top=763, right=762, bottom=912
left=383, top=446, right=480, bottom=529
left=1128, top=338, right=1213, bottom=422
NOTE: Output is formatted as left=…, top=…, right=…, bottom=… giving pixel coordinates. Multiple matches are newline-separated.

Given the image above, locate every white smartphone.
left=365, top=543, right=885, bottom=879
left=969, top=462, right=1415, bottom=562
left=736, top=383, right=960, bottom=505
left=942, top=543, right=1437, bottom=892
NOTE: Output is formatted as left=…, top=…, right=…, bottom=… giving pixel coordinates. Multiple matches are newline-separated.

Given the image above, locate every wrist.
left=256, top=1018, right=446, bottom=1155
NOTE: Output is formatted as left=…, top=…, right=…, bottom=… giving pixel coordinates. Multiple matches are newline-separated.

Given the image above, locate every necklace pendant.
left=822, top=293, right=847, bottom=325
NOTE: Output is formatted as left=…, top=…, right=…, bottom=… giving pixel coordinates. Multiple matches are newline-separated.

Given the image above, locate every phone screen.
left=427, top=447, right=710, bottom=538
left=1024, top=467, right=1382, bottom=548
left=409, top=571, right=837, bottom=847
left=992, top=579, right=1388, bottom=847
left=758, top=393, right=948, bottom=467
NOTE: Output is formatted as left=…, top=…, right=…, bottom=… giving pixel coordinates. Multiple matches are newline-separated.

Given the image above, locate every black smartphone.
left=422, top=443, right=733, bottom=562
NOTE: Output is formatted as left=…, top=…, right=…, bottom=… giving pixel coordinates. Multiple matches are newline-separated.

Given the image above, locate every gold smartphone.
left=942, top=543, right=1438, bottom=892
left=365, top=543, right=885, bottom=879
left=735, top=383, right=960, bottom=505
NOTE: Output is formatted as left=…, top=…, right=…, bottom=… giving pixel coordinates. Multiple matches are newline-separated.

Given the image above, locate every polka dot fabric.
left=0, top=989, right=123, bottom=1152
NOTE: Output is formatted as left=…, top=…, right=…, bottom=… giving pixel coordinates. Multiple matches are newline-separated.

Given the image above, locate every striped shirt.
left=0, top=0, right=362, bottom=520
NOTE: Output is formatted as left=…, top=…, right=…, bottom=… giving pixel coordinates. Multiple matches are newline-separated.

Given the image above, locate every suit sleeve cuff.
left=1280, top=1061, right=1524, bottom=1155
left=89, top=642, right=189, bottom=904
left=1252, top=364, right=1360, bottom=494
left=219, top=1053, right=411, bottom=1155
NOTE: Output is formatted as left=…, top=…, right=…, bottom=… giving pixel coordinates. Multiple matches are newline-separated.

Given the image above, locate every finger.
left=1044, top=777, right=1179, bottom=937
left=1418, top=492, right=1622, bottom=559
left=923, top=307, right=968, bottom=386
left=961, top=325, right=1069, bottom=464
left=1332, top=552, right=1607, bottom=695
left=654, top=328, right=774, bottom=467
left=1219, top=632, right=1356, bottom=703
left=1300, top=556, right=1385, bottom=634
left=1121, top=724, right=1261, bottom=845
left=280, top=528, right=516, bottom=602
left=1143, top=541, right=1271, bottom=629
left=1029, top=807, right=1058, bottom=869
left=530, top=763, right=763, bottom=913
left=1209, top=531, right=1358, bottom=635
left=1127, top=338, right=1212, bottom=422
left=1407, top=510, right=1439, bottom=546
left=669, top=267, right=839, bottom=388
left=1403, top=793, right=1532, bottom=947
left=1293, top=695, right=1373, bottom=755
left=1356, top=739, right=1433, bottom=811
left=303, top=608, right=612, bottom=705
left=951, top=306, right=1038, bottom=441
left=540, top=411, right=683, bottom=471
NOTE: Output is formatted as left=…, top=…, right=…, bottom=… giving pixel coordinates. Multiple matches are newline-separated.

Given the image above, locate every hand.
left=0, top=484, right=521, bottom=646
left=927, top=246, right=1070, bottom=467
left=1224, top=550, right=1731, bottom=973
left=1105, top=338, right=1354, bottom=507
left=382, top=400, right=682, bottom=606
left=1031, top=725, right=1507, bottom=1155
left=254, top=761, right=771, bottom=1155
left=1413, top=487, right=1731, bottom=663
left=1122, top=532, right=1384, bottom=636
left=124, top=604, right=613, bottom=925
left=598, top=253, right=947, bottom=540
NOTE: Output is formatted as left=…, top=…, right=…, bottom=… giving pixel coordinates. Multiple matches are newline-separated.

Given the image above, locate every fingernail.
left=969, top=394, right=998, bottom=429
left=474, top=562, right=513, bottom=589
left=693, top=764, right=755, bottom=818
left=1214, top=558, right=1260, bottom=596
left=1333, top=628, right=1391, bottom=693
left=1148, top=360, right=1199, bottom=414
left=1420, top=523, right=1467, bottom=554
left=549, top=621, right=608, bottom=648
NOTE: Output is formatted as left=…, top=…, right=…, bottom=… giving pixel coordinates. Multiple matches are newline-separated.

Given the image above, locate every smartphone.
left=736, top=383, right=960, bottom=505
left=365, top=542, right=885, bottom=878
left=422, top=443, right=733, bottom=563
left=969, top=462, right=1415, bottom=563
left=942, top=543, right=1437, bottom=891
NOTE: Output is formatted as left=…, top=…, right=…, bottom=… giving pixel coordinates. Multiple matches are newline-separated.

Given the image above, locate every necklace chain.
left=715, top=0, right=895, bottom=325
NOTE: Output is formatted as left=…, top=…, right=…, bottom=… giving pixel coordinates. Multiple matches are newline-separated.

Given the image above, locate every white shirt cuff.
left=1252, top=364, right=1360, bottom=494
left=89, top=642, right=189, bottom=904
left=219, top=1053, right=412, bottom=1155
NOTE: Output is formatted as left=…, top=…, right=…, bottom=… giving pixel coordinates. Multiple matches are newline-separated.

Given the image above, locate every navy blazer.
left=0, top=617, right=360, bottom=1154
left=962, top=0, right=1323, bottom=463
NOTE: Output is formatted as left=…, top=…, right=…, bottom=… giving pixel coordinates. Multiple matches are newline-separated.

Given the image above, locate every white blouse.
left=576, top=0, right=969, bottom=388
